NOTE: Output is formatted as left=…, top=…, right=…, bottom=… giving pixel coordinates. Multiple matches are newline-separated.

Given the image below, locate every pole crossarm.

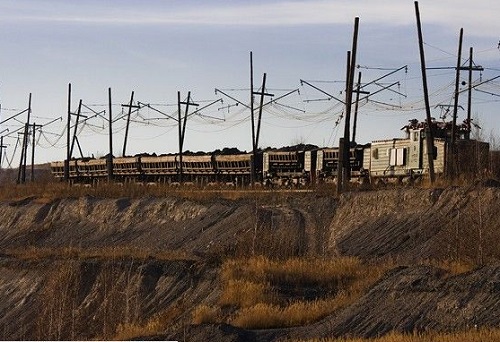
left=187, top=98, right=222, bottom=118
left=358, top=81, right=400, bottom=103
left=359, top=65, right=407, bottom=90
left=214, top=89, right=251, bottom=109
left=264, top=88, right=298, bottom=107
left=458, top=75, right=500, bottom=94
left=81, top=103, right=106, bottom=118
left=300, top=79, right=345, bottom=104
left=137, top=102, right=177, bottom=121
left=0, top=108, right=29, bottom=125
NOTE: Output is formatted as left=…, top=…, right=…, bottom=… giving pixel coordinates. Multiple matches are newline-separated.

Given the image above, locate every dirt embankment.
left=1, top=184, right=500, bottom=340
left=0, top=193, right=335, bottom=340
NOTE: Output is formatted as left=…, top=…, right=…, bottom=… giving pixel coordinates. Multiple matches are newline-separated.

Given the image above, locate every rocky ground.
left=0, top=182, right=500, bottom=340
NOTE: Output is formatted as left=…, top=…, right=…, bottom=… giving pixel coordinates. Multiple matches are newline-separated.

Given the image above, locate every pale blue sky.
left=1, top=0, right=499, bottom=164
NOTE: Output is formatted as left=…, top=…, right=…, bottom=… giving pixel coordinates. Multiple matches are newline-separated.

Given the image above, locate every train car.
left=213, top=153, right=254, bottom=186
left=263, top=150, right=309, bottom=186
left=50, top=160, right=66, bottom=179
left=140, top=155, right=177, bottom=182
left=77, top=158, right=108, bottom=182
left=50, top=160, right=79, bottom=180
left=363, top=126, right=489, bottom=183
left=113, top=156, right=142, bottom=182
left=363, top=127, right=442, bottom=183
left=180, top=154, right=214, bottom=186
left=307, top=145, right=367, bottom=183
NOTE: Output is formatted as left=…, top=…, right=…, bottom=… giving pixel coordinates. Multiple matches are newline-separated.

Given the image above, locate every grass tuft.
left=191, top=305, right=220, bottom=325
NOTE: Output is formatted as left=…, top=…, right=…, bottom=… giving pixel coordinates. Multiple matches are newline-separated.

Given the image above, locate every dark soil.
left=1, top=185, right=500, bottom=340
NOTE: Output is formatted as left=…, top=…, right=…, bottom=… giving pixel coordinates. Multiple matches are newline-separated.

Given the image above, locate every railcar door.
left=408, top=129, right=422, bottom=170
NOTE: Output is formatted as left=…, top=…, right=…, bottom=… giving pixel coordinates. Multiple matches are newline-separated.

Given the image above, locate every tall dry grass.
left=191, top=305, right=220, bottom=325
left=215, top=256, right=477, bottom=330
left=214, top=256, right=395, bottom=329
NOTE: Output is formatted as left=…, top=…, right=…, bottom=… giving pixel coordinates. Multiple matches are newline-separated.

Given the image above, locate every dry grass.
left=0, top=181, right=318, bottom=203
left=113, top=313, right=173, bottom=341
left=191, top=305, right=220, bottom=325
left=219, top=279, right=274, bottom=308
left=231, top=297, right=350, bottom=329
left=216, top=256, right=395, bottom=329
left=218, top=257, right=476, bottom=330
left=221, top=256, right=362, bottom=286
left=292, top=328, right=500, bottom=342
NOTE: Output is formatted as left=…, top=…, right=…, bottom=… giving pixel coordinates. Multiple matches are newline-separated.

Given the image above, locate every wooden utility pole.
left=17, top=93, right=32, bottom=184
left=466, top=47, right=473, bottom=140
left=451, top=28, right=464, bottom=145
left=30, top=122, right=42, bottom=182
left=414, top=1, right=436, bottom=184
left=448, top=28, right=464, bottom=179
left=122, top=91, right=138, bottom=157
left=69, top=100, right=84, bottom=159
left=338, top=17, right=360, bottom=195
left=177, top=91, right=198, bottom=184
left=250, top=51, right=256, bottom=187
left=255, top=73, right=271, bottom=151
left=342, top=17, right=360, bottom=192
left=0, top=136, right=5, bottom=168
left=107, top=87, right=114, bottom=182
left=122, top=91, right=141, bottom=157
left=338, top=51, right=351, bottom=196
left=17, top=123, right=28, bottom=184
left=352, top=72, right=362, bottom=143
left=65, top=83, right=71, bottom=181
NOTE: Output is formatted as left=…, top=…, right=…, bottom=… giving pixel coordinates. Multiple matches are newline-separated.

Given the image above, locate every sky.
left=1, top=0, right=500, bottom=165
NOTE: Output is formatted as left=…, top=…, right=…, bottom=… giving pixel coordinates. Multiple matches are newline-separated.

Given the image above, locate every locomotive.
left=50, top=121, right=491, bottom=186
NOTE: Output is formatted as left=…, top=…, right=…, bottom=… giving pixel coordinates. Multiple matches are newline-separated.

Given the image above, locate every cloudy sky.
left=1, top=0, right=499, bottom=164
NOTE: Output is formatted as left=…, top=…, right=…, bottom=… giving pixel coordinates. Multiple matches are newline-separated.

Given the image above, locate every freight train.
left=50, top=121, right=491, bottom=186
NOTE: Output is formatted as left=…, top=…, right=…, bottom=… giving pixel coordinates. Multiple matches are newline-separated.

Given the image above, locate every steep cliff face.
left=0, top=185, right=499, bottom=340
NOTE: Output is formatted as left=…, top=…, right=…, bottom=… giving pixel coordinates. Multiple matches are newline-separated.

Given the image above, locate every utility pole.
left=70, top=100, right=86, bottom=159
left=30, top=122, right=42, bottom=182
left=338, top=51, right=351, bottom=196
left=338, top=16, right=359, bottom=195
left=250, top=51, right=256, bottom=187
left=253, top=73, right=273, bottom=182
left=17, top=93, right=32, bottom=184
left=255, top=73, right=272, bottom=151
left=0, top=135, right=6, bottom=169
left=65, top=83, right=71, bottom=181
left=414, top=1, right=435, bottom=184
left=448, top=28, right=464, bottom=179
left=466, top=47, right=473, bottom=140
left=177, top=91, right=198, bottom=184
left=248, top=52, right=274, bottom=187
left=107, top=87, right=114, bottom=182
left=122, top=91, right=139, bottom=157
left=451, top=28, right=463, bottom=146
left=352, top=72, right=362, bottom=144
